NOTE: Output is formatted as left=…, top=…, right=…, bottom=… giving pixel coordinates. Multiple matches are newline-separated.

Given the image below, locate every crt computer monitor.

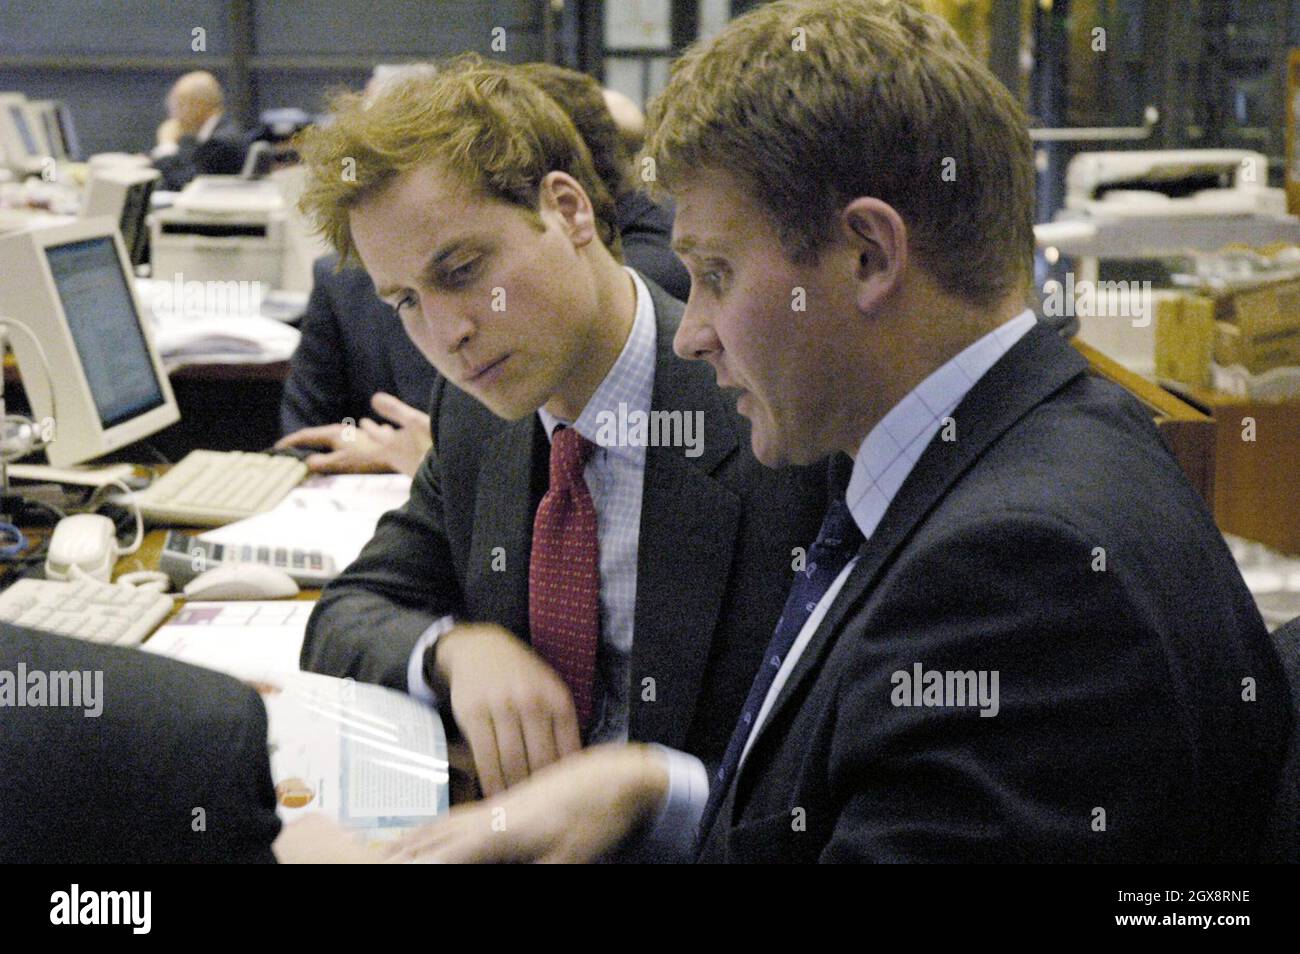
left=0, top=217, right=179, bottom=466
left=32, top=100, right=79, bottom=163
left=0, top=93, right=50, bottom=175
left=82, top=166, right=160, bottom=268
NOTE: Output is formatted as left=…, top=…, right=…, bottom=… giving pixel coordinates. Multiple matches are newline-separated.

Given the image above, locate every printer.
left=149, top=175, right=287, bottom=288
left=1038, top=149, right=1300, bottom=258
left=1064, top=149, right=1284, bottom=218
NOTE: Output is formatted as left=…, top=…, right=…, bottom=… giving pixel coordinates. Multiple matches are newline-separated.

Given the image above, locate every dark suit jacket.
left=153, top=115, right=247, bottom=192
left=300, top=279, right=829, bottom=767
left=698, top=322, right=1293, bottom=863
left=617, top=191, right=691, bottom=302
left=280, top=253, right=440, bottom=435
left=0, top=625, right=281, bottom=862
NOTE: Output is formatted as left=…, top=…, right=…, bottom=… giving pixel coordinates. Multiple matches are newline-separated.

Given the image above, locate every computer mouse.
left=265, top=444, right=327, bottom=461
left=183, top=564, right=300, bottom=601
left=46, top=513, right=118, bottom=583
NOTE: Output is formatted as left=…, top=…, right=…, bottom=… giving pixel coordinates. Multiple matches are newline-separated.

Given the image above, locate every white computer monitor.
left=0, top=217, right=179, bottom=466
left=31, top=99, right=79, bottom=163
left=82, top=166, right=160, bottom=268
left=0, top=93, right=51, bottom=175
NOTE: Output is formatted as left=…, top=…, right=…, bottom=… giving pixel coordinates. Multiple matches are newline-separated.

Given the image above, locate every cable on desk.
left=0, top=317, right=58, bottom=461
left=71, top=564, right=172, bottom=596
left=113, top=570, right=172, bottom=595
left=88, top=479, right=145, bottom=556
left=0, top=498, right=61, bottom=567
left=0, top=523, right=28, bottom=559
left=137, top=442, right=172, bottom=466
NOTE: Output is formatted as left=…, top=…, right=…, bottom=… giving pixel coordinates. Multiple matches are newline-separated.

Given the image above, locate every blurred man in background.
left=152, top=70, right=246, bottom=190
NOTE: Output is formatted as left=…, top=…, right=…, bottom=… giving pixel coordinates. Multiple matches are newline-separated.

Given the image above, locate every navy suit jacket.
left=280, top=253, right=439, bottom=435
left=616, top=191, right=691, bottom=302
left=153, top=115, right=247, bottom=192
left=697, top=322, right=1292, bottom=863
left=0, top=625, right=281, bottom=863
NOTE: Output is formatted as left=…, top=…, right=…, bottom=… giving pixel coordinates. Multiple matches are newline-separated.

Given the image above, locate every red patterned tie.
left=529, top=426, right=600, bottom=729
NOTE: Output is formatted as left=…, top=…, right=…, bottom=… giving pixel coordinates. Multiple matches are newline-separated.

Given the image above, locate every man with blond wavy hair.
left=385, top=1, right=1290, bottom=864
left=292, top=55, right=829, bottom=835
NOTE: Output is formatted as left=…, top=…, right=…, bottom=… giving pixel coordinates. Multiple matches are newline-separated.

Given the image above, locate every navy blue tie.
left=700, top=497, right=865, bottom=833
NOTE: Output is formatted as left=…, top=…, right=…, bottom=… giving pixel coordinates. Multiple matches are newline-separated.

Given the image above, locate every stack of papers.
left=142, top=600, right=311, bottom=681
left=136, top=276, right=305, bottom=367
left=150, top=314, right=301, bottom=368
left=144, top=600, right=448, bottom=834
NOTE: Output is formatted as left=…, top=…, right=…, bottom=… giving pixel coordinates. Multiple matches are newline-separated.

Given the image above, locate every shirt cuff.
left=642, top=745, right=708, bottom=861
left=406, top=615, right=457, bottom=707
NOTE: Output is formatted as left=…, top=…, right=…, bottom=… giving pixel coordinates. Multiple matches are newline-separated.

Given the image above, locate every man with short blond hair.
left=275, top=62, right=691, bottom=478
left=295, top=56, right=828, bottom=819
left=388, top=0, right=1290, bottom=864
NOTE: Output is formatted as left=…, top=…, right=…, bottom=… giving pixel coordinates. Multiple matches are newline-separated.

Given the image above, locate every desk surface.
left=5, top=520, right=477, bottom=800
left=99, top=526, right=477, bottom=799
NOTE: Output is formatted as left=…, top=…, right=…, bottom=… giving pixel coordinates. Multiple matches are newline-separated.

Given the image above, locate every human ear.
left=539, top=171, right=597, bottom=249
left=840, top=197, right=908, bottom=314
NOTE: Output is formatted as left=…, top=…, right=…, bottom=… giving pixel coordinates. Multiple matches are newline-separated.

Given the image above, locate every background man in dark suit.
left=294, top=56, right=826, bottom=807
left=277, top=250, right=438, bottom=473
left=0, top=624, right=281, bottom=863
left=151, top=71, right=246, bottom=192
left=518, top=63, right=691, bottom=303
left=386, top=0, right=1292, bottom=863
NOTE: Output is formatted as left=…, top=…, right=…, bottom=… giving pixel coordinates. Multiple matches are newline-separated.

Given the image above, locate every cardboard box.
left=1213, top=279, right=1300, bottom=373
left=1156, top=281, right=1300, bottom=379
left=1194, top=388, right=1300, bottom=556
left=1155, top=293, right=1215, bottom=388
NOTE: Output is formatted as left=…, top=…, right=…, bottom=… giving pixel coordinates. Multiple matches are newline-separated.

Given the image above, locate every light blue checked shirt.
left=407, top=267, right=656, bottom=745
left=648, top=308, right=1039, bottom=857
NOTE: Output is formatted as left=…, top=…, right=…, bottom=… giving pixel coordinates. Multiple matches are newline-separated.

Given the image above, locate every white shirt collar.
left=537, top=268, right=657, bottom=460
left=197, top=111, right=223, bottom=142
left=845, top=309, right=1037, bottom=540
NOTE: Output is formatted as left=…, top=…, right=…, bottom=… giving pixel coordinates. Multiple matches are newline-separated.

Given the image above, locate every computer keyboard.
left=136, top=450, right=307, bottom=527
left=159, top=529, right=338, bottom=587
left=0, top=577, right=173, bottom=646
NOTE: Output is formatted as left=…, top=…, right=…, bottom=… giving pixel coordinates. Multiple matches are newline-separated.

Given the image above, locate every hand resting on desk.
left=276, top=392, right=432, bottom=476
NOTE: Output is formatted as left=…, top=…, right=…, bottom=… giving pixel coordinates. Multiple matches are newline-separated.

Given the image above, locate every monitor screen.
left=39, top=109, right=64, bottom=160
left=45, top=236, right=166, bottom=430
left=9, top=104, right=38, bottom=156
left=119, top=179, right=154, bottom=266
left=53, top=103, right=78, bottom=161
